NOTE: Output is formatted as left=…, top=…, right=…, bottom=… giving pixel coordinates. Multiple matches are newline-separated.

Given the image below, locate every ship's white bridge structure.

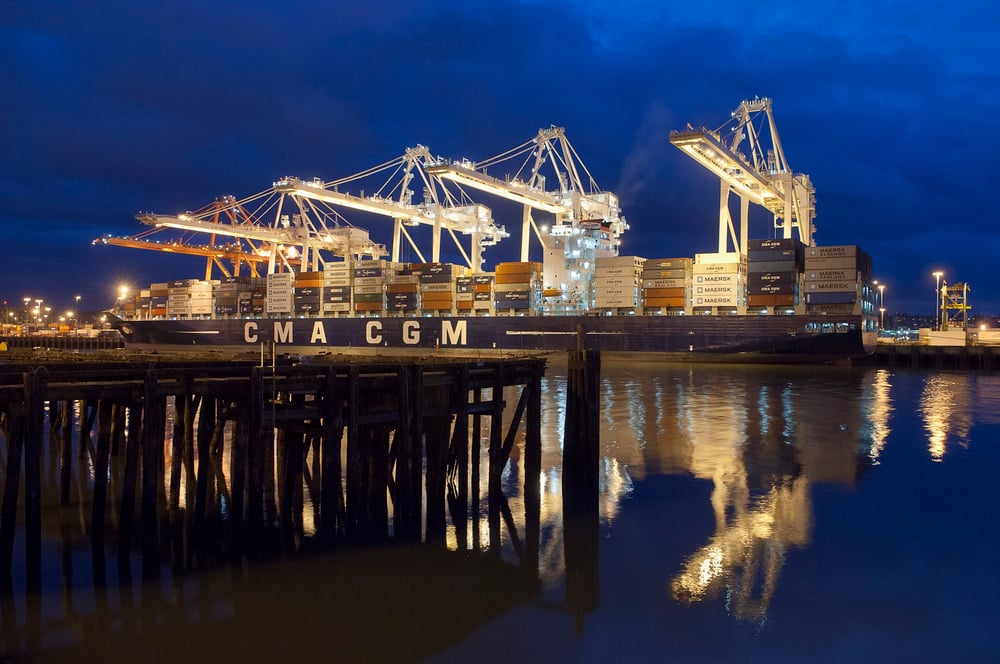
left=274, top=145, right=508, bottom=272
left=425, top=126, right=628, bottom=310
left=670, top=97, right=816, bottom=254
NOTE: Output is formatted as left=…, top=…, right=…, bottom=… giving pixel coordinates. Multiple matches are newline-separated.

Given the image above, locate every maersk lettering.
left=244, top=321, right=259, bottom=343
left=366, top=321, right=383, bottom=344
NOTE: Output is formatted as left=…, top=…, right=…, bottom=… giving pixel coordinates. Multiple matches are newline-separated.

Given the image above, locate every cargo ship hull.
left=111, top=314, right=875, bottom=360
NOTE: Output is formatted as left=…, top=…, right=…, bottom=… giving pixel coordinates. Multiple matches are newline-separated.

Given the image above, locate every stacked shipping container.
left=692, top=253, right=746, bottom=311
left=641, top=257, right=692, bottom=311
left=494, top=262, right=541, bottom=312
left=593, top=256, right=644, bottom=309
left=746, top=238, right=802, bottom=309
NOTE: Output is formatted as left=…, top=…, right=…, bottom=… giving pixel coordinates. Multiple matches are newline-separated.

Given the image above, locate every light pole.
left=880, top=306, right=885, bottom=331
left=75, top=295, right=81, bottom=329
left=932, top=271, right=943, bottom=330
left=877, top=284, right=885, bottom=331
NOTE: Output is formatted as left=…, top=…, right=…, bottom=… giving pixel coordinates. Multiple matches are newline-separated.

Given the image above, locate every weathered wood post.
left=23, top=368, right=45, bottom=594
left=562, top=345, right=601, bottom=632
left=488, top=364, right=504, bottom=552
left=319, top=366, right=343, bottom=540
left=524, top=360, right=543, bottom=572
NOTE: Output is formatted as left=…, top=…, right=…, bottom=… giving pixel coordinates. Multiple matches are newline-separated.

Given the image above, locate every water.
left=3, top=362, right=999, bottom=662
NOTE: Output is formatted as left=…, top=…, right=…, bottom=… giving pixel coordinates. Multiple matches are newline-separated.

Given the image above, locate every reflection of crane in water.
left=670, top=474, right=811, bottom=626
left=668, top=378, right=813, bottom=626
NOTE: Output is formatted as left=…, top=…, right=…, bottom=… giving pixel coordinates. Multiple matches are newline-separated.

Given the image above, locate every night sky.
left=3, top=1, right=997, bottom=319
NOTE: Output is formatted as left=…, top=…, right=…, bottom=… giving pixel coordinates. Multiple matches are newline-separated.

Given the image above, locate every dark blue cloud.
left=2, top=0, right=998, bottom=315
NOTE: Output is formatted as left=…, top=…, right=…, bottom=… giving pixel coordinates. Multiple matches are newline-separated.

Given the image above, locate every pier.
left=867, top=343, right=996, bottom=371
left=0, top=352, right=547, bottom=639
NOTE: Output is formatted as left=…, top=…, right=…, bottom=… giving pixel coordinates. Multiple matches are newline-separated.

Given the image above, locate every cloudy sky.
left=3, top=0, right=997, bottom=316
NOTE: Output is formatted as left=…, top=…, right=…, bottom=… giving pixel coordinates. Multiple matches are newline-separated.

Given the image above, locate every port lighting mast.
left=669, top=98, right=816, bottom=255
left=273, top=145, right=507, bottom=272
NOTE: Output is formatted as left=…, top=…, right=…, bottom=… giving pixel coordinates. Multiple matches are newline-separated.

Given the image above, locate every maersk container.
left=806, top=292, right=857, bottom=304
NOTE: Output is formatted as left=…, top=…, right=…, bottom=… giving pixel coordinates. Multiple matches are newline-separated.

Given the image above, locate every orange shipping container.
left=496, top=261, right=541, bottom=274
left=456, top=300, right=473, bottom=311
left=643, top=296, right=687, bottom=308
left=353, top=302, right=383, bottom=312
left=495, top=273, right=536, bottom=285
left=420, top=292, right=454, bottom=303
left=387, top=283, right=419, bottom=294
left=473, top=283, right=493, bottom=293
left=747, top=294, right=796, bottom=307
left=642, top=287, right=686, bottom=298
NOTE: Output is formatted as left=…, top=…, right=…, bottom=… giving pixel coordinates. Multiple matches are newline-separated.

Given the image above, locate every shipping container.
left=643, top=257, right=693, bottom=269
left=747, top=271, right=798, bottom=285
left=747, top=294, right=797, bottom=307
left=642, top=287, right=687, bottom=299
left=748, top=282, right=797, bottom=295
left=641, top=268, right=688, bottom=280
left=747, top=238, right=802, bottom=251
left=642, top=296, right=687, bottom=308
left=806, top=292, right=857, bottom=305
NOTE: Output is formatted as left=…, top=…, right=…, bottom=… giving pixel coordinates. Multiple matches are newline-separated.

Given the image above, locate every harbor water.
left=3, top=361, right=999, bottom=662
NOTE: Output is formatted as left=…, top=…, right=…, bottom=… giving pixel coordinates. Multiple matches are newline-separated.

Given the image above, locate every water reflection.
left=10, top=362, right=1000, bottom=659
left=919, top=373, right=973, bottom=461
left=594, top=364, right=885, bottom=625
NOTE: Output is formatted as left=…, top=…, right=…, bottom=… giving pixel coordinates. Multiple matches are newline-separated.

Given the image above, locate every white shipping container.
left=593, top=286, right=639, bottom=298
left=595, top=297, right=639, bottom=308
left=695, top=252, right=747, bottom=265
left=322, top=302, right=352, bottom=313
left=694, top=273, right=742, bottom=285
left=805, top=245, right=858, bottom=258
left=803, top=256, right=861, bottom=270
left=804, top=280, right=858, bottom=292
left=593, top=276, right=639, bottom=288
left=595, top=265, right=643, bottom=278
left=353, top=276, right=383, bottom=287
left=694, top=295, right=740, bottom=306
left=456, top=292, right=474, bottom=302
left=323, top=277, right=352, bottom=287
left=642, top=278, right=689, bottom=289
left=595, top=255, right=646, bottom=267
left=353, top=284, right=383, bottom=295
left=695, top=284, right=741, bottom=296
left=805, top=269, right=857, bottom=282
left=692, top=262, right=746, bottom=276
left=472, top=300, right=494, bottom=310
left=419, top=282, right=453, bottom=292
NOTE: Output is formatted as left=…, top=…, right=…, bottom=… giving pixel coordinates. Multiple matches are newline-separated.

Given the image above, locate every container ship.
left=103, top=99, right=878, bottom=360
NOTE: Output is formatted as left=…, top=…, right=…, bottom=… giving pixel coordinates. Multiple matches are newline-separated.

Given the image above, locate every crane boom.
left=670, top=97, right=816, bottom=253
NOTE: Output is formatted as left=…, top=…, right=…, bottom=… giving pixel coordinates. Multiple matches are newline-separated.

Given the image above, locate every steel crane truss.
left=424, top=126, right=627, bottom=262
left=670, top=98, right=816, bottom=254
left=274, top=145, right=508, bottom=272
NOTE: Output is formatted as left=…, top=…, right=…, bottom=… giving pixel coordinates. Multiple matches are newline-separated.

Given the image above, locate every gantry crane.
left=273, top=145, right=507, bottom=272
left=132, top=191, right=386, bottom=276
left=424, top=127, right=627, bottom=310
left=425, top=126, right=627, bottom=261
left=92, top=229, right=280, bottom=280
left=670, top=98, right=816, bottom=255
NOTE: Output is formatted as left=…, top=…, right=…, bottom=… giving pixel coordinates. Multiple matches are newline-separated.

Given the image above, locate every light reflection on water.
left=6, top=363, right=1000, bottom=660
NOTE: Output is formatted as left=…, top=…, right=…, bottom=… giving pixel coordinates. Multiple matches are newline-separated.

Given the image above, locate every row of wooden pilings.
left=0, top=356, right=553, bottom=597
left=868, top=343, right=996, bottom=371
